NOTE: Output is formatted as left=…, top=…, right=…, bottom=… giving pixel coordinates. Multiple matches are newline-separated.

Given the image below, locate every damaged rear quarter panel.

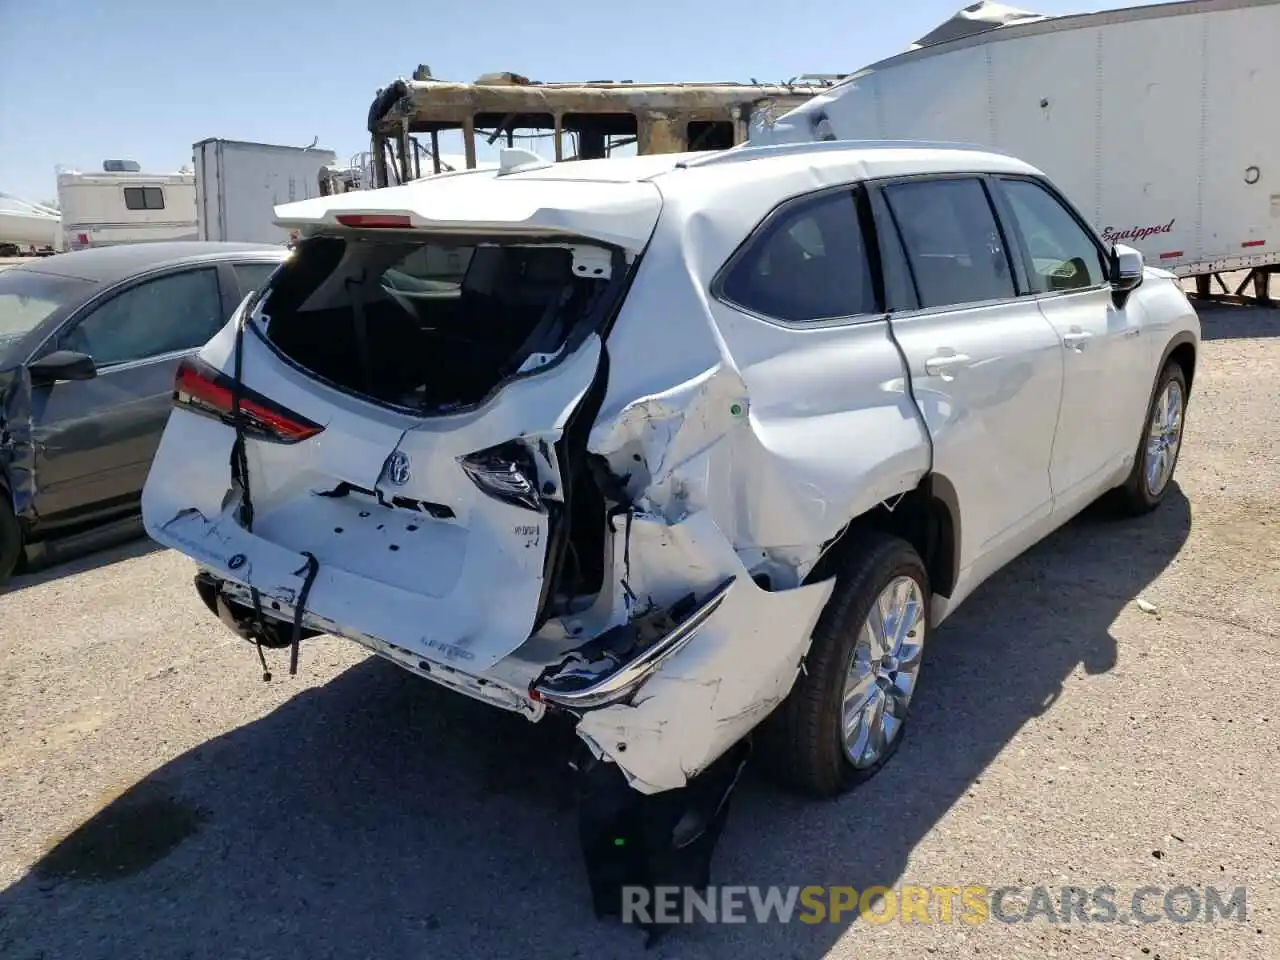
left=588, top=191, right=931, bottom=577
left=575, top=177, right=932, bottom=790
left=576, top=511, right=834, bottom=794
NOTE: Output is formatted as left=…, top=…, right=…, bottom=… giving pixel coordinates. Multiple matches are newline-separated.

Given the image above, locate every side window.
left=883, top=178, right=1016, bottom=309
left=123, top=186, right=165, bottom=211
left=719, top=189, right=878, bottom=323
left=997, top=178, right=1106, bottom=293
left=58, top=268, right=224, bottom=367
left=232, top=261, right=279, bottom=296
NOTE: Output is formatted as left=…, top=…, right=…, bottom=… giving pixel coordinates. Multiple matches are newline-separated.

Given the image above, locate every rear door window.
left=57, top=267, right=224, bottom=367
left=719, top=188, right=879, bottom=323
left=231, top=261, right=280, bottom=297
left=883, top=178, right=1016, bottom=309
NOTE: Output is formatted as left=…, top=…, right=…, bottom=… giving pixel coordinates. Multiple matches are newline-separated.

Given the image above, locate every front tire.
left=1117, top=361, right=1188, bottom=515
left=0, top=494, right=22, bottom=587
left=757, top=531, right=930, bottom=799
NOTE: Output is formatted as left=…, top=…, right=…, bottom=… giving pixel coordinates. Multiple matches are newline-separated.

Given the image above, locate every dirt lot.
left=0, top=299, right=1277, bottom=960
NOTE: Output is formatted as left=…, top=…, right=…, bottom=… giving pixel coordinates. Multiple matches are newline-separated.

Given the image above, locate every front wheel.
left=757, top=531, right=930, bottom=799
left=0, top=494, right=22, bottom=587
left=1116, top=362, right=1188, bottom=515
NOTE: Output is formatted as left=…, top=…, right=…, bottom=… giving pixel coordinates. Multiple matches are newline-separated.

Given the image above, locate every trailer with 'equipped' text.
left=755, top=0, right=1280, bottom=303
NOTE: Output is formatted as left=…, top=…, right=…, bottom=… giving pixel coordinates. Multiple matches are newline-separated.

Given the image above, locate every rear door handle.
left=1062, top=330, right=1093, bottom=348
left=924, top=353, right=972, bottom=376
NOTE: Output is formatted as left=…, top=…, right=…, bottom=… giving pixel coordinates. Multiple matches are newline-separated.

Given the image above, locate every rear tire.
left=1116, top=362, right=1188, bottom=516
left=0, top=495, right=22, bottom=587
left=757, top=531, right=930, bottom=799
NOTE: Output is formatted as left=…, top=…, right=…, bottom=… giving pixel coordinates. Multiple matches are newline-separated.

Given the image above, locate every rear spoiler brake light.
left=335, top=213, right=412, bottom=228
left=174, top=357, right=323, bottom=444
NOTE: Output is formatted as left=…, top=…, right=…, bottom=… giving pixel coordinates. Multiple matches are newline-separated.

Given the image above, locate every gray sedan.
left=0, top=241, right=290, bottom=583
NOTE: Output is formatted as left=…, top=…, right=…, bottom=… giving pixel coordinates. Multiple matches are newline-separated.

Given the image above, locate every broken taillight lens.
left=459, top=442, right=545, bottom=512
left=173, top=357, right=324, bottom=444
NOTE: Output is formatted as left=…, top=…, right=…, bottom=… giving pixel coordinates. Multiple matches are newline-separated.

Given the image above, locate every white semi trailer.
left=194, top=138, right=337, bottom=245
left=757, top=0, right=1280, bottom=302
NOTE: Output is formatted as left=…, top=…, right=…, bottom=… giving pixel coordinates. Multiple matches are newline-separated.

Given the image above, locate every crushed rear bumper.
left=186, top=508, right=833, bottom=796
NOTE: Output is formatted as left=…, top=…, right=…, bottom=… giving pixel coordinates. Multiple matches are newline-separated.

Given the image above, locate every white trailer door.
left=1201, top=3, right=1280, bottom=260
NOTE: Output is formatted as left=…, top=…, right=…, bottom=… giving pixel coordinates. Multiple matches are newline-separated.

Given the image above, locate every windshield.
left=0, top=270, right=92, bottom=354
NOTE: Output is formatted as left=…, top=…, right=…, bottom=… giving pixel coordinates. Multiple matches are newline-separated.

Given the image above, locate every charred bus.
left=362, top=67, right=839, bottom=188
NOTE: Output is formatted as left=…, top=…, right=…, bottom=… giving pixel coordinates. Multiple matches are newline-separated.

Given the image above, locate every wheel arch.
left=806, top=472, right=960, bottom=601
left=1160, top=331, right=1197, bottom=395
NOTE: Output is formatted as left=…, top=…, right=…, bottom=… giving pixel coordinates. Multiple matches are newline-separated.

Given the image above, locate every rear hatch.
left=143, top=217, right=644, bottom=671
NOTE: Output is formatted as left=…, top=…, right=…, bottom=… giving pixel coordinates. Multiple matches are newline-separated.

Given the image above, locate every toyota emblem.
left=384, top=450, right=411, bottom=486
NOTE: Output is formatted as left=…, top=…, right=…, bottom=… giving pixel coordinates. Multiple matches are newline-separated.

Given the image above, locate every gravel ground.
left=0, top=298, right=1277, bottom=960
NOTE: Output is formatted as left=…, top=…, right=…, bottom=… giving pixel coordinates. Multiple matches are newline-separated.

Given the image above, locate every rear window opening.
left=257, top=234, right=619, bottom=414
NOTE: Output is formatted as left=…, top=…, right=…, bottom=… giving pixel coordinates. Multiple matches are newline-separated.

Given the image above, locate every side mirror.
left=1109, top=243, right=1145, bottom=304
left=29, top=350, right=97, bottom=385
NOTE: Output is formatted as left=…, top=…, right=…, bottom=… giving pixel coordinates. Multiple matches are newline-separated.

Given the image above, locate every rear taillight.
left=335, top=213, right=412, bottom=228
left=173, top=357, right=323, bottom=444
left=459, top=442, right=544, bottom=512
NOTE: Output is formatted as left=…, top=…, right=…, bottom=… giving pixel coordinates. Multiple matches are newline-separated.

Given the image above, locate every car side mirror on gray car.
left=29, top=350, right=98, bottom=385
left=1109, top=243, right=1145, bottom=306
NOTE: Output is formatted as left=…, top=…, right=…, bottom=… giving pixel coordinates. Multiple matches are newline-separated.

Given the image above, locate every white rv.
left=757, top=0, right=1280, bottom=299
left=57, top=162, right=197, bottom=250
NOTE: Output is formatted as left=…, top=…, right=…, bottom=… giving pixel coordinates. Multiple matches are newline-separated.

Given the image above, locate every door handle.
left=1062, top=329, right=1093, bottom=349
left=924, top=353, right=972, bottom=376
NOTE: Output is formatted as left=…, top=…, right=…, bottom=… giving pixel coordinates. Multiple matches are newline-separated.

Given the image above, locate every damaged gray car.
left=0, top=242, right=288, bottom=582
left=141, top=141, right=1199, bottom=926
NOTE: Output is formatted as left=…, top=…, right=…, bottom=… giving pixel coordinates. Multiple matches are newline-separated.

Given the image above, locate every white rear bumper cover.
left=161, top=500, right=832, bottom=796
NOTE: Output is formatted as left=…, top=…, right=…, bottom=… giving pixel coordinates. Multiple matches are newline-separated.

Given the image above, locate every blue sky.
left=0, top=0, right=1157, bottom=201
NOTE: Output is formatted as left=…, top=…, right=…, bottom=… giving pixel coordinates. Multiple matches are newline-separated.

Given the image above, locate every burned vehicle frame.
left=361, top=68, right=841, bottom=189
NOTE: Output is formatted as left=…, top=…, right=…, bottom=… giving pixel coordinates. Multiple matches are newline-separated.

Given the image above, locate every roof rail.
left=674, top=138, right=1007, bottom=170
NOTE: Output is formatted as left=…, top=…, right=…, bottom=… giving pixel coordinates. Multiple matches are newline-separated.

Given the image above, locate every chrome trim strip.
left=534, top=576, right=737, bottom=710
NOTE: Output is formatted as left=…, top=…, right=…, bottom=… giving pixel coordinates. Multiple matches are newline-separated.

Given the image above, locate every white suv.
left=142, top=140, right=1198, bottom=813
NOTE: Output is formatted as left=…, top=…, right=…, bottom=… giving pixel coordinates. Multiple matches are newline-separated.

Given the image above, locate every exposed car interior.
left=263, top=235, right=611, bottom=411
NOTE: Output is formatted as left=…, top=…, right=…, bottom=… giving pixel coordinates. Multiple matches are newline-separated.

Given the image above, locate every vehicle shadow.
left=0, top=489, right=1191, bottom=960
left=1191, top=298, right=1280, bottom=340
left=2, top=529, right=159, bottom=595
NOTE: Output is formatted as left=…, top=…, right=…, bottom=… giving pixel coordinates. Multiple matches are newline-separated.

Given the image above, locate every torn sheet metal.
left=588, top=215, right=931, bottom=585
left=576, top=511, right=834, bottom=794
left=909, top=2, right=1047, bottom=50
left=532, top=578, right=732, bottom=709
left=0, top=364, right=35, bottom=517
